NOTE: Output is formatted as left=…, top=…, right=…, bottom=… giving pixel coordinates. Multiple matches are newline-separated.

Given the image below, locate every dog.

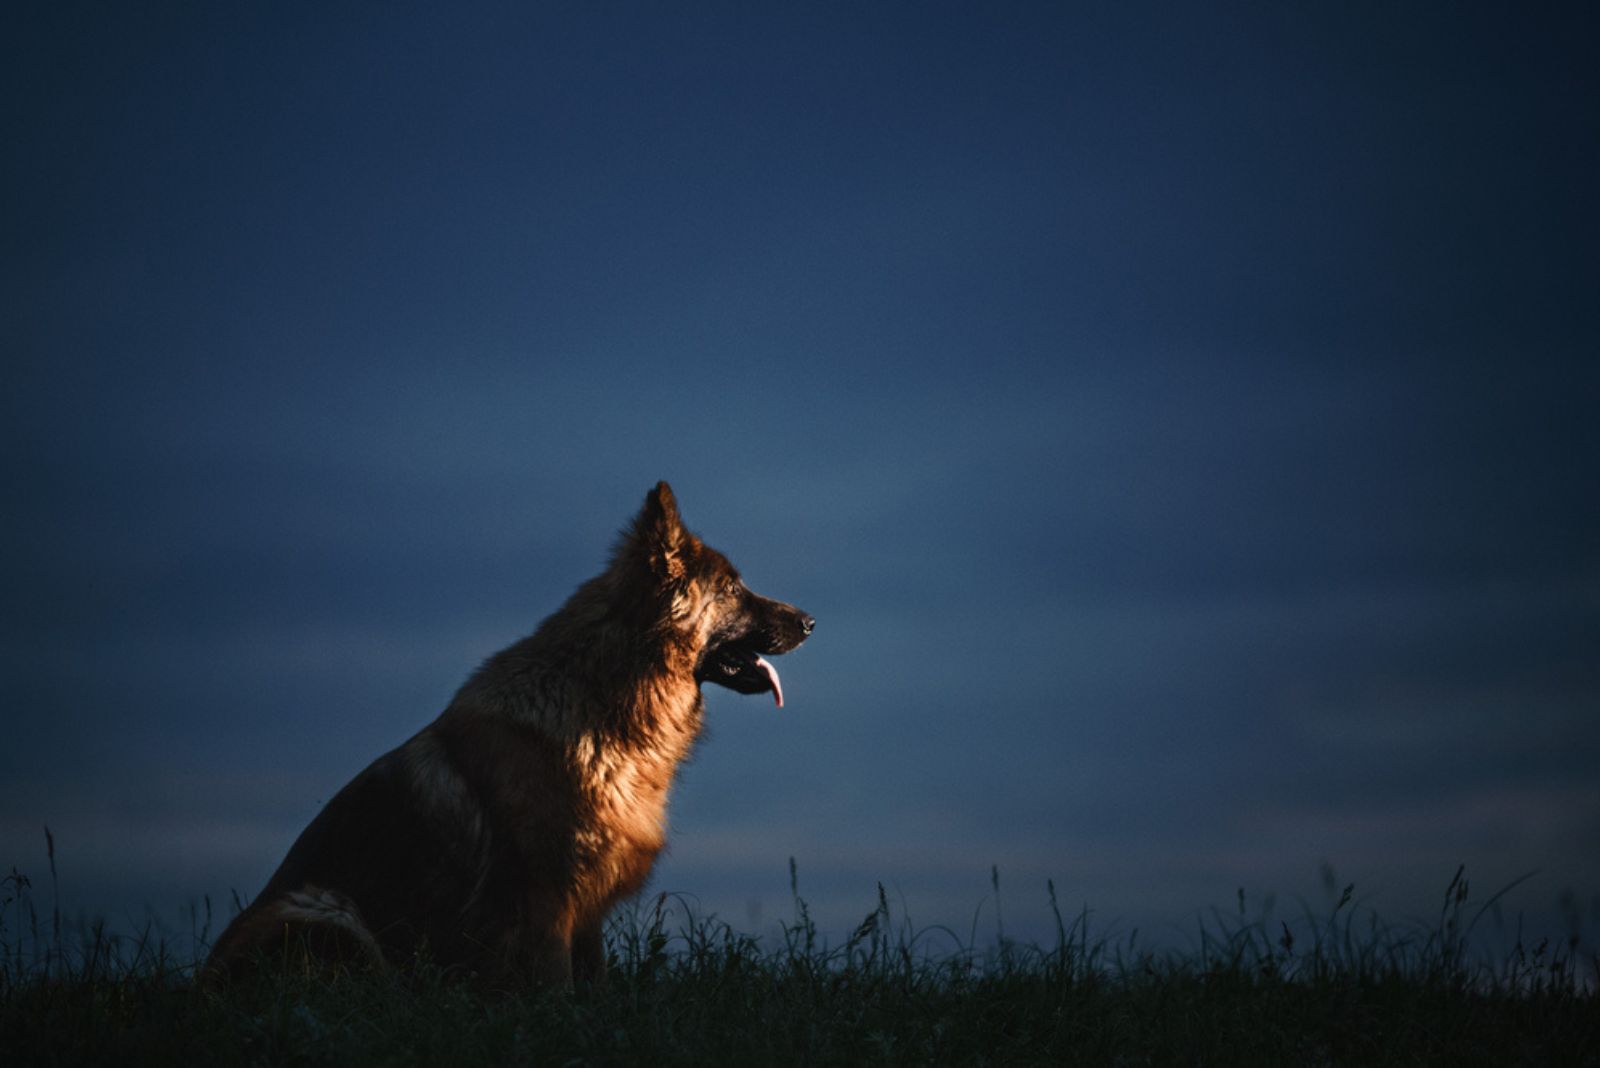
left=203, top=482, right=812, bottom=984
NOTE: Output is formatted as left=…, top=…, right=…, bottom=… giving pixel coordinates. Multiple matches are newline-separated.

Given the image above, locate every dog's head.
left=622, top=481, right=814, bottom=707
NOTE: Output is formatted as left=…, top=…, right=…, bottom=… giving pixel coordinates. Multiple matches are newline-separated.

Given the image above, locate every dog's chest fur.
left=435, top=639, right=707, bottom=919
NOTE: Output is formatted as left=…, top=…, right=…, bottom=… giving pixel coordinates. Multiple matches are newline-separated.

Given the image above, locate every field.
left=3, top=858, right=1595, bottom=1066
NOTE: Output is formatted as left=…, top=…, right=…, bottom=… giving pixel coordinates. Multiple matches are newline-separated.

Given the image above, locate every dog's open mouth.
left=701, top=643, right=785, bottom=708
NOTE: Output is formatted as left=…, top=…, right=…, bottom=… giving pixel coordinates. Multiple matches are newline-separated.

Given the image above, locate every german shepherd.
left=204, top=482, right=813, bottom=984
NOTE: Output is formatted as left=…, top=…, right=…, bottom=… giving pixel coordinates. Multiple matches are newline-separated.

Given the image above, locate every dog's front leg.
left=571, top=922, right=606, bottom=985
left=516, top=896, right=576, bottom=987
left=525, top=932, right=573, bottom=986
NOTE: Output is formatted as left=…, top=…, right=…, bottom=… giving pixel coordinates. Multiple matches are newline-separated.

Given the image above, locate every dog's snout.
left=799, top=613, right=815, bottom=636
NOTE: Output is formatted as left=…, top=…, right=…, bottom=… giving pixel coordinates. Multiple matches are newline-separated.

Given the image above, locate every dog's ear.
left=632, top=481, right=688, bottom=581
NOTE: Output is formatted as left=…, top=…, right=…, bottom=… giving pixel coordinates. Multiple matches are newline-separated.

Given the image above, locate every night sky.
left=4, top=4, right=1597, bottom=954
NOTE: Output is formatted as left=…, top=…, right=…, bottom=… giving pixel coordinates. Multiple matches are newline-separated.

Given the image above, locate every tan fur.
left=204, top=483, right=811, bottom=986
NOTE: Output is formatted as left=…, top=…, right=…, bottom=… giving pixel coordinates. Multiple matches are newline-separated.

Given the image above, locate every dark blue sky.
left=4, top=4, right=1597, bottom=952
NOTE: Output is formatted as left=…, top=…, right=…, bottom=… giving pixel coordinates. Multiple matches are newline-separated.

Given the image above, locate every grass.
left=2, top=850, right=1596, bottom=1066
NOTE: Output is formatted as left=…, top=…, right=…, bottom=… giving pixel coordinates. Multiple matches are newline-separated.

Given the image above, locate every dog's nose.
left=799, top=614, right=815, bottom=636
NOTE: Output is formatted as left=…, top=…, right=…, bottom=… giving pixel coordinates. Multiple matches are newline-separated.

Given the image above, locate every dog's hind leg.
left=203, top=885, right=383, bottom=984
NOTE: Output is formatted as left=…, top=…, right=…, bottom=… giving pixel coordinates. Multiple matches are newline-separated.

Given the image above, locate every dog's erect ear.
left=632, top=481, right=687, bottom=581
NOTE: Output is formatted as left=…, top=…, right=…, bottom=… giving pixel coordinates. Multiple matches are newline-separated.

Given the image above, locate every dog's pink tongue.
left=756, top=655, right=784, bottom=708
